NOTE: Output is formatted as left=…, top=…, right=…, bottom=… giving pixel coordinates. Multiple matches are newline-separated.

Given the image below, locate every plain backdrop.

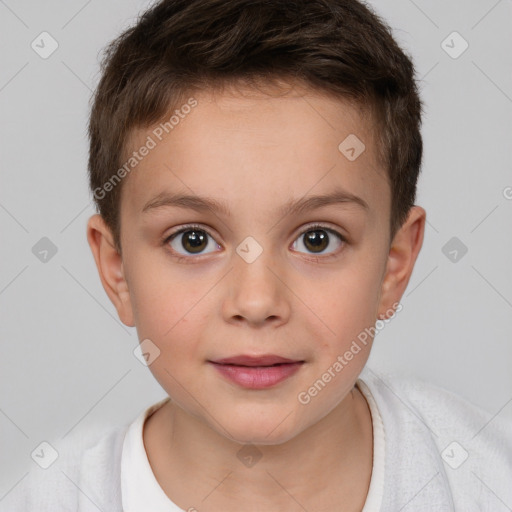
left=1, top=0, right=511, bottom=497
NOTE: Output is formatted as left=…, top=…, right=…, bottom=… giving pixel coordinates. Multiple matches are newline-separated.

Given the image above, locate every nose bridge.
left=223, top=236, right=290, bottom=325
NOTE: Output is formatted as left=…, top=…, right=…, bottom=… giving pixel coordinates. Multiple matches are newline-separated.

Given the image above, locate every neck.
left=144, top=385, right=373, bottom=512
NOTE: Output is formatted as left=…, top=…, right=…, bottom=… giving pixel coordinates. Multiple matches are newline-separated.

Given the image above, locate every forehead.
left=120, top=83, right=389, bottom=224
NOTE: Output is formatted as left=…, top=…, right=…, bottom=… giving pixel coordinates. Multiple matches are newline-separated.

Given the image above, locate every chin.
left=215, top=412, right=305, bottom=447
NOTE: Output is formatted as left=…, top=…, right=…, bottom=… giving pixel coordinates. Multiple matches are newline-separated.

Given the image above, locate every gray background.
left=1, top=0, right=511, bottom=500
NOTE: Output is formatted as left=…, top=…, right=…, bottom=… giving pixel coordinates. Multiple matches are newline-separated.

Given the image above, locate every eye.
left=291, top=224, right=346, bottom=256
left=164, top=224, right=221, bottom=258
left=163, top=223, right=346, bottom=261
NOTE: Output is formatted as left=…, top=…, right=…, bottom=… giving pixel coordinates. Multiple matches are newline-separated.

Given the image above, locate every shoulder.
left=359, top=366, right=511, bottom=444
left=358, top=366, right=512, bottom=510
left=1, top=422, right=128, bottom=512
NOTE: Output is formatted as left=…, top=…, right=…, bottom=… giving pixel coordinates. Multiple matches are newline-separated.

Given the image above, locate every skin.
left=87, top=80, right=425, bottom=511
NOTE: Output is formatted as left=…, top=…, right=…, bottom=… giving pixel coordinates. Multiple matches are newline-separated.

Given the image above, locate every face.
left=88, top=81, right=424, bottom=445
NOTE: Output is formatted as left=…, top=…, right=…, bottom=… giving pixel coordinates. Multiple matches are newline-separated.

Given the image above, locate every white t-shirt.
left=121, top=376, right=386, bottom=511
left=3, top=366, right=511, bottom=511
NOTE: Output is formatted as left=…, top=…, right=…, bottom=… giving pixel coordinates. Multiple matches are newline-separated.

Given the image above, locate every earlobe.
left=377, top=206, right=426, bottom=319
left=86, top=214, right=135, bottom=327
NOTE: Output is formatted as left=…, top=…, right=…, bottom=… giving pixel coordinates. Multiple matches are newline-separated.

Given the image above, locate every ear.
left=377, top=206, right=426, bottom=319
left=86, top=214, right=135, bottom=327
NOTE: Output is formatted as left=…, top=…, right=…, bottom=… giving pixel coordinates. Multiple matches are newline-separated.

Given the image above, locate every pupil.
left=180, top=229, right=329, bottom=254
left=305, top=230, right=328, bottom=253
left=183, top=230, right=206, bottom=253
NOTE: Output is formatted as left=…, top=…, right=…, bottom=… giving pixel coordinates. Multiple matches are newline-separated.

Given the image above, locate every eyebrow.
left=142, top=189, right=369, bottom=217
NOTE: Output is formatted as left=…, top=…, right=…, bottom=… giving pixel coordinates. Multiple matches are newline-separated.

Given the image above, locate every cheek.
left=127, top=268, right=205, bottom=365
left=129, top=271, right=209, bottom=396
left=307, top=262, right=383, bottom=350
left=126, top=248, right=191, bottom=329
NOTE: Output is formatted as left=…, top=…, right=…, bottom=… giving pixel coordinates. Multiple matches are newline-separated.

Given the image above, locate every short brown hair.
left=88, top=0, right=423, bottom=253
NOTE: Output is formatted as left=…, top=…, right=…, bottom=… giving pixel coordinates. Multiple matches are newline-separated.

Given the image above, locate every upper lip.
left=210, top=355, right=303, bottom=366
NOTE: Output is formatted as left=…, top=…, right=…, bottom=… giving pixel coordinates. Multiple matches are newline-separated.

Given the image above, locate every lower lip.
left=210, top=362, right=303, bottom=389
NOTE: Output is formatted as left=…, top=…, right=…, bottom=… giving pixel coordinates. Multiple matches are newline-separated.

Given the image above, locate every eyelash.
left=162, top=223, right=347, bottom=262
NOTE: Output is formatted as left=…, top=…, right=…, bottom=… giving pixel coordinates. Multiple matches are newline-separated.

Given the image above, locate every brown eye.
left=303, top=230, right=329, bottom=253
left=166, top=226, right=221, bottom=257
left=292, top=225, right=345, bottom=256
left=180, top=229, right=208, bottom=253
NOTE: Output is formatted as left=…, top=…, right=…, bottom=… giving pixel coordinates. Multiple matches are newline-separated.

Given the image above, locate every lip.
left=211, top=355, right=300, bottom=366
left=208, top=354, right=304, bottom=389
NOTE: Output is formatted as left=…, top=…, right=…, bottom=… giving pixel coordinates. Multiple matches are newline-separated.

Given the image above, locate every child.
left=5, top=0, right=511, bottom=510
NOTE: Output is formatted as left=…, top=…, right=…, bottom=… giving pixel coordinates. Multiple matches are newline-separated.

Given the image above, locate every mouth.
left=208, top=354, right=305, bottom=389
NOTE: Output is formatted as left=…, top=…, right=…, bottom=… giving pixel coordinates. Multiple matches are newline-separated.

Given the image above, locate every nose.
left=222, top=246, right=291, bottom=328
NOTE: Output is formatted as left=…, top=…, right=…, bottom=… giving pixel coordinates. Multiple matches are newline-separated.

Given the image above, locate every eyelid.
left=296, top=222, right=347, bottom=240
left=163, top=223, right=220, bottom=250
left=165, top=223, right=215, bottom=239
